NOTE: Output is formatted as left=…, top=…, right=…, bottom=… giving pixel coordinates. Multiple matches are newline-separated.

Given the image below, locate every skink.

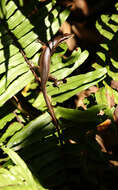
left=39, top=33, right=74, bottom=139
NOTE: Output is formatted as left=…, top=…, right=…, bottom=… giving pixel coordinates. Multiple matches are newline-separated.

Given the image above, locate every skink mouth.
left=59, top=33, right=74, bottom=42
left=63, top=33, right=74, bottom=39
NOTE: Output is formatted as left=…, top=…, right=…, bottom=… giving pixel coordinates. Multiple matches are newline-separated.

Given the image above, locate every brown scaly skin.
left=39, top=33, right=74, bottom=144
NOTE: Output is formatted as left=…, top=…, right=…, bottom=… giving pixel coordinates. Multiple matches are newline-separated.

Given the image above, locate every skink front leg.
left=48, top=74, right=67, bottom=87
left=20, top=50, right=41, bottom=85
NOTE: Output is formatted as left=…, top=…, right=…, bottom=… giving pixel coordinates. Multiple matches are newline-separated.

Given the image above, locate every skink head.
left=56, top=33, right=74, bottom=44
left=49, top=33, right=74, bottom=52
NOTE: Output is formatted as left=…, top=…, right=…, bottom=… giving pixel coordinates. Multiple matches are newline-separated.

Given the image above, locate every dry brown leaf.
left=113, top=105, right=118, bottom=124
left=60, top=21, right=77, bottom=50
left=96, top=119, right=112, bottom=132
left=109, top=160, right=118, bottom=167
left=111, top=80, right=118, bottom=91
left=75, top=86, right=98, bottom=109
left=95, top=134, right=107, bottom=153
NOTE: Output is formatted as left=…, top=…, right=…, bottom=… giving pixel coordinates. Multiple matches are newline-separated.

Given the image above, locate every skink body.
left=39, top=33, right=73, bottom=132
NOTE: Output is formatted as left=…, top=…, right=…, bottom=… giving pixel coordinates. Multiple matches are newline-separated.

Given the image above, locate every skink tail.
left=43, top=88, right=62, bottom=144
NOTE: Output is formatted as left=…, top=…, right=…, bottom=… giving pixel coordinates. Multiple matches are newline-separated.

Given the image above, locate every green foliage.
left=0, top=0, right=70, bottom=106
left=93, top=9, right=118, bottom=106
left=0, top=0, right=118, bottom=189
left=0, top=146, right=46, bottom=190
left=0, top=0, right=7, bottom=19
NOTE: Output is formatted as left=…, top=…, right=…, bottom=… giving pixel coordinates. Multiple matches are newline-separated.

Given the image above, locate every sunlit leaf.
left=0, top=146, right=46, bottom=190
